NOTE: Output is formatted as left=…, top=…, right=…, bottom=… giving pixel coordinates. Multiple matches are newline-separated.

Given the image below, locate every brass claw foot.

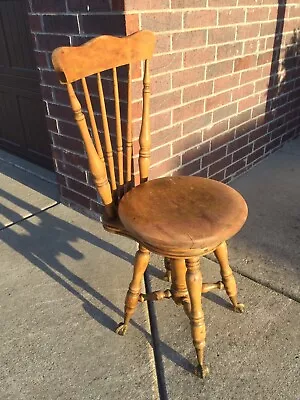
left=115, top=322, right=128, bottom=336
left=233, top=303, right=245, bottom=313
left=195, top=364, right=210, bottom=378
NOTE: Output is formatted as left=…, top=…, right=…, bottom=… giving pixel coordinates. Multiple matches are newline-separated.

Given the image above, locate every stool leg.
left=186, top=257, right=209, bottom=378
left=214, top=241, right=245, bottom=313
left=116, top=244, right=150, bottom=335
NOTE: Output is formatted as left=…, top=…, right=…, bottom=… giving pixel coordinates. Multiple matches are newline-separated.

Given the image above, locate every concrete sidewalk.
left=0, top=139, right=299, bottom=400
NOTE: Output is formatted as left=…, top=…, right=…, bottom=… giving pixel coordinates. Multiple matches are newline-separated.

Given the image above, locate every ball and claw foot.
left=233, top=303, right=245, bottom=313
left=115, top=322, right=128, bottom=336
left=195, top=364, right=210, bottom=378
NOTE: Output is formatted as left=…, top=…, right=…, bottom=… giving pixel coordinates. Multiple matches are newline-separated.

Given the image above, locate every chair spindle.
left=139, top=59, right=151, bottom=184
left=97, top=72, right=117, bottom=194
left=66, top=83, right=115, bottom=219
left=125, top=64, right=133, bottom=192
left=112, top=67, right=124, bottom=194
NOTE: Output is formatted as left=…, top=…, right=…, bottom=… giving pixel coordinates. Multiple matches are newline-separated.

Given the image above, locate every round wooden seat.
left=118, top=176, right=248, bottom=256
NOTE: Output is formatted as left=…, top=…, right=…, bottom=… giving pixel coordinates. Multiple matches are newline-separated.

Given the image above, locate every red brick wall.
left=27, top=0, right=300, bottom=218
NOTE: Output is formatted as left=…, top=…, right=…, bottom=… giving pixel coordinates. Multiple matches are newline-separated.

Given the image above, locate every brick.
left=151, top=90, right=181, bottom=114
left=67, top=0, right=111, bottom=11
left=210, top=129, right=235, bottom=151
left=58, top=120, right=79, bottom=139
left=260, top=21, right=277, bottom=37
left=55, top=172, right=66, bottom=186
left=149, top=73, right=172, bottom=95
left=41, top=85, right=53, bottom=101
left=230, top=109, right=252, bottom=130
left=184, top=10, right=217, bottom=29
left=171, top=0, right=206, bottom=7
left=234, top=55, right=257, bottom=72
left=204, top=119, right=230, bottom=141
left=173, top=99, right=205, bottom=123
left=213, top=103, right=237, bottom=123
left=182, top=112, right=212, bottom=136
left=182, top=141, right=209, bottom=164
left=141, top=12, right=182, bottom=32
left=205, top=91, right=231, bottom=112
left=225, top=158, right=246, bottom=177
left=46, top=116, right=58, bottom=133
left=151, top=144, right=171, bottom=164
left=240, top=68, right=262, bottom=84
left=238, top=94, right=260, bottom=112
left=57, top=161, right=86, bottom=182
left=257, top=50, right=273, bottom=66
left=228, top=133, right=249, bottom=153
left=208, top=27, right=236, bottom=45
left=219, top=9, right=245, bottom=26
left=31, top=0, right=66, bottom=12
left=149, top=155, right=180, bottom=179
left=209, top=155, right=232, bottom=176
left=214, top=74, right=240, bottom=93
left=61, top=186, right=91, bottom=209
left=90, top=200, right=104, bottom=215
left=155, top=34, right=171, bottom=53
left=183, top=81, right=213, bottom=102
left=193, top=167, right=208, bottom=178
left=184, top=47, right=215, bottom=68
left=253, top=132, right=270, bottom=150
left=217, top=42, right=243, bottom=60
left=172, top=30, right=206, bottom=51
left=28, top=15, right=42, bottom=32
left=206, top=60, right=233, bottom=80
left=51, top=146, right=64, bottom=161
left=232, top=83, right=254, bottom=101
left=63, top=152, right=89, bottom=169
left=150, top=110, right=172, bottom=133
left=151, top=53, right=182, bottom=75
left=265, top=137, right=281, bottom=153
left=34, top=51, right=48, bottom=68
left=125, top=14, right=139, bottom=35
left=233, top=143, right=253, bottom=162
left=43, top=15, right=79, bottom=34
left=247, top=147, right=265, bottom=164
left=67, top=178, right=97, bottom=200
left=48, top=103, right=74, bottom=121
left=173, top=130, right=203, bottom=154
left=202, top=145, right=227, bottom=167
left=246, top=7, right=269, bottom=22
left=236, top=24, right=260, bottom=40
left=125, top=0, right=169, bottom=10
left=53, top=134, right=85, bottom=154
left=42, top=70, right=59, bottom=87
left=151, top=124, right=182, bottom=148
left=209, top=169, right=225, bottom=181
left=81, top=15, right=126, bottom=35
left=244, top=38, right=260, bottom=54
left=179, top=159, right=201, bottom=176
left=172, top=65, right=205, bottom=88
left=209, top=0, right=236, bottom=5
left=37, top=34, right=71, bottom=51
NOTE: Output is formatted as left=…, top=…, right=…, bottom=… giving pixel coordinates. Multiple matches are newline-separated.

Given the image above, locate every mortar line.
left=0, top=202, right=61, bottom=231
left=144, top=270, right=169, bottom=400
left=204, top=255, right=300, bottom=304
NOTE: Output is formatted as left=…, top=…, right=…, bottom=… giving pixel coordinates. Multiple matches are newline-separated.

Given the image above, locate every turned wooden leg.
left=214, top=241, right=245, bottom=313
left=170, top=259, right=191, bottom=315
left=185, top=257, right=209, bottom=378
left=163, top=257, right=172, bottom=282
left=116, top=244, right=150, bottom=335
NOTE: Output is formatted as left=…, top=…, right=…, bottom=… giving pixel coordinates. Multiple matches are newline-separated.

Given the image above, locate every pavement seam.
left=0, top=202, right=61, bottom=231
left=204, top=255, right=300, bottom=304
left=144, top=271, right=169, bottom=400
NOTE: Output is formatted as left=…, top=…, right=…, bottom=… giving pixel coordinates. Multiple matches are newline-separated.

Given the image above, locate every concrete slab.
left=148, top=255, right=300, bottom=400
left=0, top=204, right=158, bottom=400
left=229, top=136, right=300, bottom=301
left=0, top=160, right=59, bottom=229
left=0, top=149, right=56, bottom=184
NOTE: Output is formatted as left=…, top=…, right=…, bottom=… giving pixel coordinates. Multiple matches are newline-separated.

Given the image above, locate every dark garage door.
left=0, top=0, right=53, bottom=169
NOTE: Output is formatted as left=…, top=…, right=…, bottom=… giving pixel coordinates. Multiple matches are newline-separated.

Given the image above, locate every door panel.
left=0, top=0, right=53, bottom=169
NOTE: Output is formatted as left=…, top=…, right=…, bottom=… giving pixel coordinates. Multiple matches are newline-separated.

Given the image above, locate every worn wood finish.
left=52, top=30, right=248, bottom=378
left=214, top=241, right=245, bottom=313
left=116, top=244, right=150, bottom=335
left=186, top=257, right=209, bottom=378
left=119, top=176, right=248, bottom=256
